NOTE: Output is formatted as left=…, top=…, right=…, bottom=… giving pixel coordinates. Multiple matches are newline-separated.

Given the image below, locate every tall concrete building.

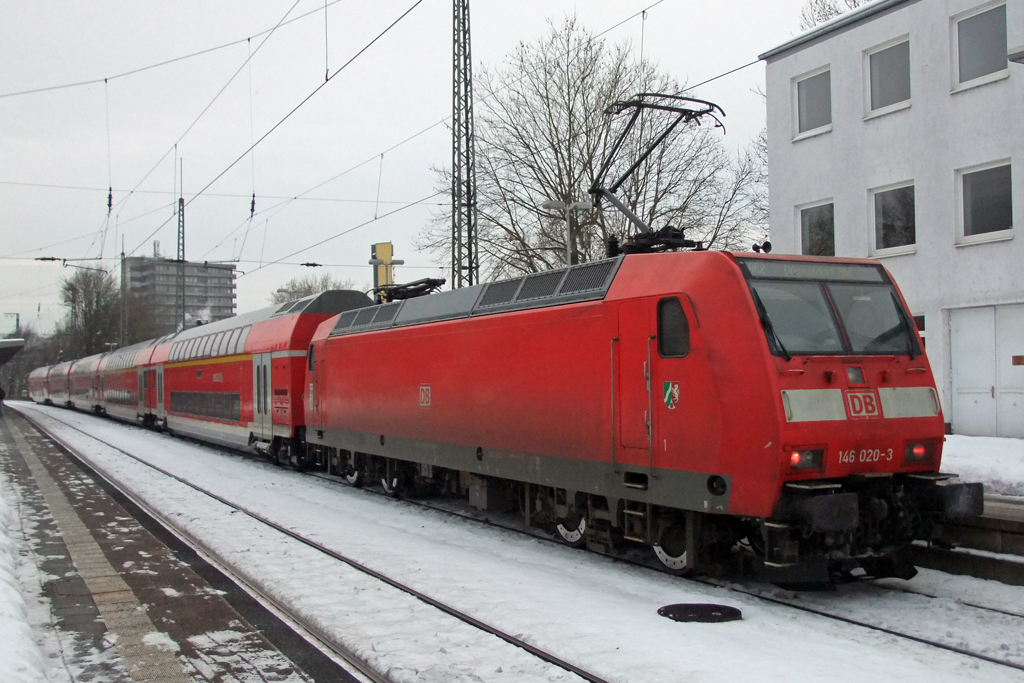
left=760, top=0, right=1023, bottom=437
left=124, top=257, right=237, bottom=331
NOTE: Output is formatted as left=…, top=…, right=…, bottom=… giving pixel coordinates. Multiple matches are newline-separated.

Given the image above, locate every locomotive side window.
left=657, top=298, right=690, bottom=357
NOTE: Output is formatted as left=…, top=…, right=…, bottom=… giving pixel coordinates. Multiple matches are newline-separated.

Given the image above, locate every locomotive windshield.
left=736, top=258, right=920, bottom=358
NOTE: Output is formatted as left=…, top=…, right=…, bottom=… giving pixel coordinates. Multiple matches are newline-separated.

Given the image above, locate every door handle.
left=992, top=386, right=995, bottom=399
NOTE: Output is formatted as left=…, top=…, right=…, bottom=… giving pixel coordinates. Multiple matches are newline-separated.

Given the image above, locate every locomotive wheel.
left=653, top=522, right=691, bottom=575
left=381, top=474, right=402, bottom=497
left=343, top=453, right=364, bottom=487
left=556, top=510, right=587, bottom=548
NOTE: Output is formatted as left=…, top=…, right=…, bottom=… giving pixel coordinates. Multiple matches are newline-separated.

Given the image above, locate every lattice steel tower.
left=452, top=0, right=478, bottom=287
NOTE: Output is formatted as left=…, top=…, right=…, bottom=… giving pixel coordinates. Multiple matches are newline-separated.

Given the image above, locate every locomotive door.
left=311, top=349, right=324, bottom=431
left=252, top=353, right=272, bottom=439
left=648, top=297, right=693, bottom=470
left=618, top=300, right=653, bottom=451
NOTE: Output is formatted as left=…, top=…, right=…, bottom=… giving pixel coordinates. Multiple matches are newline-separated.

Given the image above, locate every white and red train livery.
left=28, top=252, right=981, bottom=586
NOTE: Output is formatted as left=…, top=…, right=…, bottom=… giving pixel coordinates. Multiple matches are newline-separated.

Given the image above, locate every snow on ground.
left=0, top=430, right=50, bottom=683
left=14, top=403, right=1024, bottom=683
left=943, top=435, right=1024, bottom=498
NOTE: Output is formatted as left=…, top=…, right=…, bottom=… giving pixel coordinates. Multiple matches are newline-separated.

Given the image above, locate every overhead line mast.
left=451, top=0, right=478, bottom=288
left=176, top=163, right=186, bottom=331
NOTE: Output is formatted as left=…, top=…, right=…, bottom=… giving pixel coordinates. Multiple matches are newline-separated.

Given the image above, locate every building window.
left=872, top=184, right=916, bottom=252
left=800, top=202, right=835, bottom=256
left=956, top=4, right=1007, bottom=86
left=868, top=40, right=910, bottom=112
left=960, top=162, right=1013, bottom=240
left=913, top=315, right=926, bottom=349
left=796, top=69, right=831, bottom=136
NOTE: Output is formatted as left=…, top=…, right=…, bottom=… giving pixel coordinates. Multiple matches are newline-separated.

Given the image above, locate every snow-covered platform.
left=0, top=407, right=336, bottom=683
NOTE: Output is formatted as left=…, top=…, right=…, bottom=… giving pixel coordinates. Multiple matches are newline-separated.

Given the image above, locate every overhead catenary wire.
left=0, top=0, right=350, bottom=99
left=200, top=0, right=675, bottom=262
left=241, top=190, right=444, bottom=278
left=13, top=0, right=762, bottom=271
left=11, top=0, right=676, bottom=265
left=177, top=0, right=428, bottom=227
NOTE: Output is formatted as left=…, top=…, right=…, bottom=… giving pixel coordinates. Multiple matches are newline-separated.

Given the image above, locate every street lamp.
left=542, top=200, right=593, bottom=266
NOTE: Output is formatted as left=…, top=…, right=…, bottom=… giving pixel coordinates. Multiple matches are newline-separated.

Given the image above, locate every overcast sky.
left=0, top=0, right=809, bottom=335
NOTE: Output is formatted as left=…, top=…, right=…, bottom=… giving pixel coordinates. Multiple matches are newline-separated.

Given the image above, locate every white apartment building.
left=760, top=0, right=1024, bottom=437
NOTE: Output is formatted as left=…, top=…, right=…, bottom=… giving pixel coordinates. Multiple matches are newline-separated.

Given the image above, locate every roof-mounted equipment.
left=375, top=278, right=447, bottom=303
left=590, top=93, right=725, bottom=255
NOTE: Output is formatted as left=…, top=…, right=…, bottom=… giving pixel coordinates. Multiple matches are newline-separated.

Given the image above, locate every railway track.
left=17, top=403, right=1024, bottom=677
left=16, top=408, right=607, bottom=683
left=344, top=479, right=1024, bottom=674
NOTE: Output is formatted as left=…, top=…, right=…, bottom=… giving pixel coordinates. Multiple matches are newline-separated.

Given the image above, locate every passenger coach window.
left=235, top=326, right=251, bottom=354
left=657, top=298, right=690, bottom=357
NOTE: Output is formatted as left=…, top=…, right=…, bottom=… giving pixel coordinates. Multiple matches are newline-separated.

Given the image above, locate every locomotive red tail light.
left=903, top=442, right=935, bottom=466
left=789, top=448, right=824, bottom=471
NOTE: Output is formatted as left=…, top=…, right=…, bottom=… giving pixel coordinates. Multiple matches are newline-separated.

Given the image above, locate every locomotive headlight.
left=789, top=448, right=824, bottom=471
left=903, top=442, right=935, bottom=466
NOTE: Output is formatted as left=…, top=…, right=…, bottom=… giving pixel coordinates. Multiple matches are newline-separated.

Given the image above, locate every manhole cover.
left=658, top=603, right=742, bottom=623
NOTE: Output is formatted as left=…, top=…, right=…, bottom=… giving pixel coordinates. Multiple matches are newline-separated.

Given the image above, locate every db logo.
left=419, top=385, right=431, bottom=407
left=845, top=390, right=881, bottom=419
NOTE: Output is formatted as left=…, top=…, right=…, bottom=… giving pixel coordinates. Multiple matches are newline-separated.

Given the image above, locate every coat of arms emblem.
left=663, top=381, right=680, bottom=410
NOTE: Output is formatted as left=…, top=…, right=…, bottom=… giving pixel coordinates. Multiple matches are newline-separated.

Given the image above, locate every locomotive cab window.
left=737, top=258, right=920, bottom=358
left=657, top=298, right=689, bottom=357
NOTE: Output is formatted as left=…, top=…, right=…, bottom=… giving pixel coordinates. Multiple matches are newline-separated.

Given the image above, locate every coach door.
left=155, top=366, right=165, bottom=417
left=136, top=369, right=145, bottom=413
left=252, top=353, right=272, bottom=440
left=618, top=300, right=654, bottom=453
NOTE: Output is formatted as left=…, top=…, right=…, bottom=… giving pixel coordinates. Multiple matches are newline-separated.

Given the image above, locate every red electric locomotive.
left=301, top=94, right=982, bottom=586
left=304, top=251, right=982, bottom=585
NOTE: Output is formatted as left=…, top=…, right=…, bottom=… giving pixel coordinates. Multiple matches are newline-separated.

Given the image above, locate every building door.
left=951, top=305, right=1024, bottom=437
left=618, top=300, right=653, bottom=450
left=996, top=305, right=1024, bottom=438
left=252, top=353, right=272, bottom=440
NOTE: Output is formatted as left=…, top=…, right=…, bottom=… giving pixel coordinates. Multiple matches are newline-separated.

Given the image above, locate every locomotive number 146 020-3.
left=838, top=448, right=894, bottom=464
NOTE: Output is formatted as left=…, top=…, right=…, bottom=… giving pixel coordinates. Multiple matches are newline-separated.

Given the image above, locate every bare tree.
left=57, top=269, right=120, bottom=359
left=270, top=273, right=356, bottom=304
left=799, top=0, right=869, bottom=30
left=420, top=17, right=765, bottom=280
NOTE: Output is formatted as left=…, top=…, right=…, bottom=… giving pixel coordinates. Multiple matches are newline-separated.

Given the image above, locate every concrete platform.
left=0, top=407, right=350, bottom=682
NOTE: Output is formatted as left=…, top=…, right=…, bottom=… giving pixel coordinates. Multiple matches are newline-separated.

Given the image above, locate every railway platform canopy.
left=0, top=338, right=25, bottom=366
